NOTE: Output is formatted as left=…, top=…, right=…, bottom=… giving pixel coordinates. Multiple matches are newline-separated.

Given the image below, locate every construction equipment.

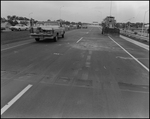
left=101, top=16, right=120, bottom=36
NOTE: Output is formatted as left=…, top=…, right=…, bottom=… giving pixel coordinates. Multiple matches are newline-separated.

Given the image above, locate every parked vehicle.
left=30, top=21, right=65, bottom=42
left=9, top=24, right=29, bottom=31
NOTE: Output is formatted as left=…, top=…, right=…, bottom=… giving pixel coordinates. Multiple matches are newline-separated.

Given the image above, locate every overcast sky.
left=1, top=1, right=149, bottom=23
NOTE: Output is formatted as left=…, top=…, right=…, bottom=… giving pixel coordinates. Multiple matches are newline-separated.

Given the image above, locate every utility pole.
left=60, top=6, right=64, bottom=21
left=110, top=1, right=112, bottom=16
left=141, top=9, right=149, bottom=36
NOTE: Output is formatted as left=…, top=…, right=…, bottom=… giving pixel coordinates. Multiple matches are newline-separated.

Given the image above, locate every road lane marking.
left=1, top=84, right=32, bottom=115
left=116, top=56, right=149, bottom=60
left=87, top=55, right=91, bottom=61
left=120, top=35, right=149, bottom=51
left=1, top=42, right=31, bottom=51
left=85, top=62, right=90, bottom=67
left=76, top=37, right=83, bottom=43
left=121, top=89, right=149, bottom=94
left=108, top=36, right=149, bottom=72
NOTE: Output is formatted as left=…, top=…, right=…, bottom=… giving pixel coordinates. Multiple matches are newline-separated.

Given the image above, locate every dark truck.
left=101, top=16, right=120, bottom=36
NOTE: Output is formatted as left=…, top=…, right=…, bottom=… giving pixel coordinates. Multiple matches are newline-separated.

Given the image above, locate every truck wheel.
left=62, top=33, right=64, bottom=38
left=35, top=38, right=40, bottom=42
left=54, top=35, right=58, bottom=42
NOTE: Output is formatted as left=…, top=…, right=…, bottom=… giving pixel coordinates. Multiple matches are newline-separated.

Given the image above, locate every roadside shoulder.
left=120, top=35, right=149, bottom=51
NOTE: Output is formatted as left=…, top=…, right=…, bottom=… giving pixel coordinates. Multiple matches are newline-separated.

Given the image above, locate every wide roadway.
left=1, top=26, right=149, bottom=118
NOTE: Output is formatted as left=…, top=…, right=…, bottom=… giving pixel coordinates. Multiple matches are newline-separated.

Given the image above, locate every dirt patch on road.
left=71, top=38, right=122, bottom=52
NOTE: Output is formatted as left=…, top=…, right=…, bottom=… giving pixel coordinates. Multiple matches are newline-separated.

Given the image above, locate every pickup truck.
left=30, top=21, right=65, bottom=42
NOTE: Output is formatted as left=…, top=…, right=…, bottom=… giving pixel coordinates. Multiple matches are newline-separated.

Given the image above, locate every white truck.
left=30, top=21, right=65, bottom=42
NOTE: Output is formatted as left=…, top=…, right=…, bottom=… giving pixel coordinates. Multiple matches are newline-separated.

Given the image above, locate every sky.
left=1, top=1, right=149, bottom=23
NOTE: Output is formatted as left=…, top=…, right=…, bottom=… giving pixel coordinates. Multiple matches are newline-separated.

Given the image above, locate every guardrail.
left=120, top=30, right=149, bottom=42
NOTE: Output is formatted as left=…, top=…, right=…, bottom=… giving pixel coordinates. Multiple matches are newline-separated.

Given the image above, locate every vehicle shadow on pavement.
left=34, top=38, right=57, bottom=44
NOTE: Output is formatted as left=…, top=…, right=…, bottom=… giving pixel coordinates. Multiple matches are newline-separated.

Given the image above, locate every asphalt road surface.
left=1, top=26, right=149, bottom=118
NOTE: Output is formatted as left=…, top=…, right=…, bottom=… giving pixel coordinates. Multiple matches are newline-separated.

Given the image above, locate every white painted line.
left=104, top=66, right=106, bottom=69
left=1, top=42, right=31, bottom=51
left=108, top=36, right=149, bottom=72
left=116, top=56, right=149, bottom=60
left=120, top=35, right=149, bottom=51
left=85, top=62, right=90, bottom=67
left=1, top=84, right=32, bottom=115
left=121, top=89, right=149, bottom=94
left=76, top=37, right=83, bottom=43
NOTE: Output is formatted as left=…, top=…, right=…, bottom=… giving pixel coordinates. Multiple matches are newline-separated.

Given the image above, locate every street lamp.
left=29, top=12, right=33, bottom=19
left=110, top=0, right=112, bottom=16
left=141, top=9, right=149, bottom=36
left=29, top=12, right=34, bottom=27
left=60, top=6, right=64, bottom=21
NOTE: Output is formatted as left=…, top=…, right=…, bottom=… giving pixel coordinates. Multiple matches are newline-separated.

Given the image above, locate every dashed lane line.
left=76, top=37, right=83, bottom=43
left=87, top=55, right=91, bottom=61
left=1, top=84, right=32, bottom=115
left=108, top=36, right=149, bottom=72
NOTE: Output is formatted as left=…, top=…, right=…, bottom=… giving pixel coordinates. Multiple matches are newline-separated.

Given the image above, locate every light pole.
left=29, top=12, right=33, bottom=19
left=98, top=11, right=103, bottom=23
left=29, top=12, right=33, bottom=27
left=110, top=0, right=112, bottom=16
left=60, top=6, right=64, bottom=21
left=141, top=9, right=149, bottom=36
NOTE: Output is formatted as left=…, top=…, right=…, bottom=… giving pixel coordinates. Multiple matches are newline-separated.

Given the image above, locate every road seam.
left=1, top=42, right=32, bottom=51
left=1, top=84, right=32, bottom=115
left=108, top=36, right=149, bottom=72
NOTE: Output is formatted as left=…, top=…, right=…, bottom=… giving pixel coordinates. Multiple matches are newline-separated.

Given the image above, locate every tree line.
left=1, top=15, right=84, bottom=26
left=115, top=22, right=146, bottom=29
left=1, top=15, right=38, bottom=26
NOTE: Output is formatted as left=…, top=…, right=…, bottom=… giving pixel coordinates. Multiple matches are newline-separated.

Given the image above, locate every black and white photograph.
left=1, top=1, right=149, bottom=118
